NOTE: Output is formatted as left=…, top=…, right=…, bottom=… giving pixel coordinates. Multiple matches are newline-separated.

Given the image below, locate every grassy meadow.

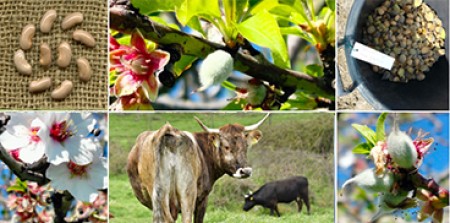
left=109, top=113, right=335, bottom=222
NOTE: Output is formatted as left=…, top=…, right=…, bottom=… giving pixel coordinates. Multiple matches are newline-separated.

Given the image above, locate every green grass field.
left=109, top=113, right=335, bottom=222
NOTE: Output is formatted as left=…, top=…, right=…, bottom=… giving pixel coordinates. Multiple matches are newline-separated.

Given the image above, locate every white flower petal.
left=19, top=142, right=45, bottom=164
left=0, top=131, right=29, bottom=151
left=66, top=137, right=102, bottom=165
left=46, top=163, right=71, bottom=183
left=45, top=140, right=69, bottom=165
left=70, top=113, right=95, bottom=137
left=67, top=182, right=99, bottom=202
left=87, top=157, right=108, bottom=189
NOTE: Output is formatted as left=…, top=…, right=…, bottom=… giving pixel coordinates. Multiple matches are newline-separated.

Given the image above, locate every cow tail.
left=152, top=123, right=176, bottom=222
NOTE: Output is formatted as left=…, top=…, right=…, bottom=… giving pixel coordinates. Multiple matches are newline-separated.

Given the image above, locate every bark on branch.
left=109, top=3, right=334, bottom=99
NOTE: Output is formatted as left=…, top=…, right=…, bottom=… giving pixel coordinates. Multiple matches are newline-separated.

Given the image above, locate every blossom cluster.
left=7, top=181, right=52, bottom=223
left=0, top=112, right=108, bottom=222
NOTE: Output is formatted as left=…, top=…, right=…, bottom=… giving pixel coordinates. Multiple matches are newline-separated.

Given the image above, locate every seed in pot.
left=40, top=10, right=57, bottom=33
left=29, top=77, right=51, bottom=93
left=399, top=54, right=407, bottom=63
left=425, top=12, right=434, bottom=21
left=363, top=0, right=445, bottom=82
left=373, top=65, right=380, bottom=73
left=407, top=67, right=415, bottom=74
left=20, top=24, right=35, bottom=50
left=61, top=12, right=83, bottom=30
left=414, top=0, right=423, bottom=7
left=417, top=72, right=426, bottom=81
left=14, top=49, right=32, bottom=75
left=397, top=68, right=405, bottom=78
left=51, top=80, right=73, bottom=100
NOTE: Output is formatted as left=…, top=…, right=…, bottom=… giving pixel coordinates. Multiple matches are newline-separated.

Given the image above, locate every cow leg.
left=152, top=185, right=174, bottom=223
left=194, top=198, right=208, bottom=223
left=274, top=205, right=281, bottom=217
left=269, top=208, right=274, bottom=216
left=296, top=197, right=303, bottom=213
left=178, top=187, right=197, bottom=223
left=268, top=201, right=280, bottom=217
left=303, top=195, right=311, bottom=215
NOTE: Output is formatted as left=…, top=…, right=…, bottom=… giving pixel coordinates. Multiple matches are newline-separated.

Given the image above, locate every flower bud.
left=387, top=129, right=417, bottom=169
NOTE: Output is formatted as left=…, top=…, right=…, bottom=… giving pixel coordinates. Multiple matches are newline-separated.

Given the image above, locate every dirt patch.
left=337, top=0, right=374, bottom=110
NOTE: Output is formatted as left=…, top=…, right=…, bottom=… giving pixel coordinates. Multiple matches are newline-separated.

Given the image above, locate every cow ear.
left=209, top=134, right=220, bottom=149
left=246, top=130, right=262, bottom=147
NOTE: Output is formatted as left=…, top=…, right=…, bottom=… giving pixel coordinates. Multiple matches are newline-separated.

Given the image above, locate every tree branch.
left=109, top=3, right=334, bottom=99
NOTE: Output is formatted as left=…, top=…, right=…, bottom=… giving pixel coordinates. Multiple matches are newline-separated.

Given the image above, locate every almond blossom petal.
left=141, top=75, right=159, bottom=102
left=131, top=30, right=148, bottom=54
left=148, top=50, right=170, bottom=73
left=115, top=74, right=141, bottom=97
left=18, top=141, right=45, bottom=164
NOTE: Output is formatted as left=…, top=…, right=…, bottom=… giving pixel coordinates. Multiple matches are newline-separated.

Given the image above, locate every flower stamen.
left=67, top=161, right=91, bottom=178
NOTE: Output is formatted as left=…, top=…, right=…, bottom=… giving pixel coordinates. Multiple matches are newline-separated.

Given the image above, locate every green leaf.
left=376, top=113, right=388, bottom=142
left=110, top=70, right=118, bottom=86
left=7, top=185, right=26, bottom=193
left=326, top=0, right=336, bottom=11
left=186, top=16, right=206, bottom=36
left=307, top=0, right=316, bottom=20
left=280, top=26, right=314, bottom=43
left=131, top=0, right=183, bottom=14
left=250, top=0, right=279, bottom=15
left=280, top=94, right=317, bottom=110
left=223, top=0, right=249, bottom=23
left=305, top=64, right=324, bottom=77
left=237, top=10, right=289, bottom=68
left=149, top=16, right=181, bottom=30
left=221, top=80, right=237, bottom=91
left=172, top=55, right=197, bottom=76
left=175, top=0, right=221, bottom=26
left=352, top=124, right=377, bottom=147
left=116, top=35, right=131, bottom=45
left=352, top=142, right=372, bottom=155
left=222, top=99, right=247, bottom=110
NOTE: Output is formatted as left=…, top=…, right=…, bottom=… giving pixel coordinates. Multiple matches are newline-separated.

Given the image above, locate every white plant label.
left=351, top=42, right=395, bottom=70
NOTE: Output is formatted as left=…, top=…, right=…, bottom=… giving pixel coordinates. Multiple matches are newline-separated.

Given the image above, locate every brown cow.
left=127, top=114, right=269, bottom=223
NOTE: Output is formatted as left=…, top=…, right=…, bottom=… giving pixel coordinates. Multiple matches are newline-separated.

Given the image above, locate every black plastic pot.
left=344, top=0, right=449, bottom=110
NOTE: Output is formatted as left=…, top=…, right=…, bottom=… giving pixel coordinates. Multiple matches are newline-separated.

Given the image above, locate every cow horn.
left=244, top=113, right=270, bottom=131
left=194, top=116, right=220, bottom=133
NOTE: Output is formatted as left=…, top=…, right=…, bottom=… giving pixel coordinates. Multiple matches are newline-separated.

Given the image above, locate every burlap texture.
left=0, top=0, right=108, bottom=110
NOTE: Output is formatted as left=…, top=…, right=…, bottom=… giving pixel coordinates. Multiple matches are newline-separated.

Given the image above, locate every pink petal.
left=131, top=30, right=148, bottom=54
left=115, top=74, right=141, bottom=97
left=109, top=36, right=121, bottom=50
left=148, top=50, right=170, bottom=73
left=141, top=75, right=159, bottom=102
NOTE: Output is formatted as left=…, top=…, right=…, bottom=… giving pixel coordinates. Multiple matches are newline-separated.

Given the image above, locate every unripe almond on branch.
left=387, top=124, right=417, bottom=169
left=194, top=49, right=233, bottom=92
left=341, top=168, right=394, bottom=193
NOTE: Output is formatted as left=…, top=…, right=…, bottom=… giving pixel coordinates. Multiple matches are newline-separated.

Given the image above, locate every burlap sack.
left=0, top=0, right=108, bottom=110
